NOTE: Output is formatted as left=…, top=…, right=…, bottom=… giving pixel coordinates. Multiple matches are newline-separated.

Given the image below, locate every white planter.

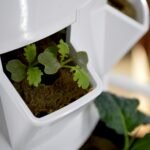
left=70, top=0, right=149, bottom=76
left=98, top=0, right=149, bottom=75
left=0, top=45, right=102, bottom=150
left=0, top=0, right=104, bottom=149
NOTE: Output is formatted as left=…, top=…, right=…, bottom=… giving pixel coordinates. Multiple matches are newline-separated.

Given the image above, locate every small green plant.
left=95, top=92, right=150, bottom=150
left=6, top=39, right=90, bottom=89
left=6, top=44, right=43, bottom=87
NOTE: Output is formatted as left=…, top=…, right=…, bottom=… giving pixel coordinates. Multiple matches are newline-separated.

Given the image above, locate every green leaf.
left=45, top=45, right=58, bottom=56
left=38, top=51, right=61, bottom=74
left=131, top=134, right=150, bottom=150
left=24, top=44, right=37, bottom=64
left=71, top=66, right=90, bottom=89
left=27, top=67, right=43, bottom=87
left=57, top=39, right=70, bottom=61
left=6, top=59, right=26, bottom=82
left=95, top=92, right=150, bottom=135
left=73, top=51, right=88, bottom=68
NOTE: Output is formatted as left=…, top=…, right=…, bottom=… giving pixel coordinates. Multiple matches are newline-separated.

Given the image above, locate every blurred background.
left=105, top=0, right=150, bottom=137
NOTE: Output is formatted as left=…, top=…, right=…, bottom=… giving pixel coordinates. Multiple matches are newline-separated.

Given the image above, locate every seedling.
left=6, top=39, right=90, bottom=89
left=6, top=44, right=43, bottom=87
left=95, top=92, right=150, bottom=150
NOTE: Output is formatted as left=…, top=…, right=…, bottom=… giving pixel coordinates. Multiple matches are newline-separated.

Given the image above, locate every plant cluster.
left=95, top=92, right=150, bottom=150
left=6, top=39, right=90, bottom=89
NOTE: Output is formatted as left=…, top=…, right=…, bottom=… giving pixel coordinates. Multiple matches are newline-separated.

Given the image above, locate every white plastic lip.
left=141, top=0, right=150, bottom=30
left=139, top=0, right=149, bottom=29
left=0, top=57, right=102, bottom=126
left=135, top=0, right=149, bottom=29
left=0, top=21, right=74, bottom=55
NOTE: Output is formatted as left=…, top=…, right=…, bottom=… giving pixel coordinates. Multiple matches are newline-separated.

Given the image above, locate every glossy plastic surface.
left=0, top=102, right=99, bottom=150
left=0, top=0, right=88, bottom=54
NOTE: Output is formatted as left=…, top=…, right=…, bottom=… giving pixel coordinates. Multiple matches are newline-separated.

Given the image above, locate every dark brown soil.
left=108, top=0, right=136, bottom=19
left=14, top=68, right=89, bottom=118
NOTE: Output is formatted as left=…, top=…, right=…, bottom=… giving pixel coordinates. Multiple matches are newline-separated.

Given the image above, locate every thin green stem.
left=61, top=65, right=72, bottom=69
left=128, top=137, right=136, bottom=150
left=120, top=115, right=129, bottom=150
left=123, top=130, right=129, bottom=150
left=128, top=127, right=141, bottom=150
left=117, top=108, right=129, bottom=150
left=61, top=58, right=72, bottom=66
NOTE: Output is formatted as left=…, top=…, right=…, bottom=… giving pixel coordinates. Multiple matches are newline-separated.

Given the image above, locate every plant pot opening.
left=108, top=0, right=137, bottom=20
left=1, top=27, right=92, bottom=118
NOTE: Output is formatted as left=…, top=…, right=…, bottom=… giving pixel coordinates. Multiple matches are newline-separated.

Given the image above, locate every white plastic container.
left=70, top=0, right=149, bottom=76
left=0, top=46, right=102, bottom=150
left=95, top=0, right=149, bottom=75
left=0, top=0, right=103, bottom=149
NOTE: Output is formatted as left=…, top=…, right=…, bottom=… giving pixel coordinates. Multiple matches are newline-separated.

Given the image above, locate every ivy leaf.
left=6, top=59, right=26, bottom=82
left=24, top=44, right=37, bottom=64
left=27, top=67, right=43, bottom=87
left=38, top=51, right=61, bottom=74
left=57, top=39, right=70, bottom=61
left=73, top=51, right=88, bottom=68
left=95, top=92, right=150, bottom=135
left=71, top=66, right=90, bottom=89
left=131, top=134, right=150, bottom=150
